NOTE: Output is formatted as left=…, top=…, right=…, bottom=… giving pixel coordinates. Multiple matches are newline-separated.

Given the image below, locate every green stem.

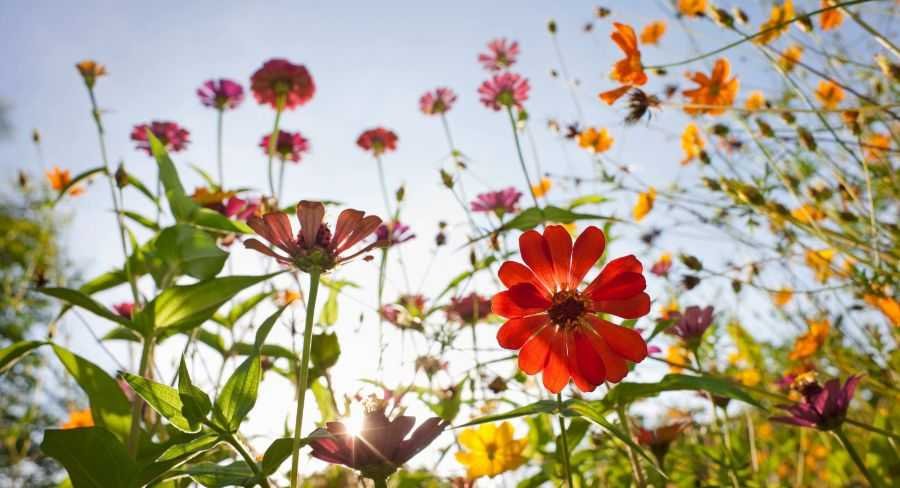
left=376, top=248, right=388, bottom=372
left=127, top=336, right=154, bottom=457
left=375, top=155, right=393, bottom=218
left=266, top=96, right=285, bottom=200
left=372, top=477, right=388, bottom=488
left=205, top=420, right=270, bottom=488
left=278, top=157, right=287, bottom=203
left=846, top=418, right=900, bottom=440
left=834, top=427, right=883, bottom=487
left=556, top=393, right=575, bottom=487
left=289, top=270, right=321, bottom=488
left=505, top=106, right=540, bottom=208
left=216, top=109, right=224, bottom=188
left=840, top=4, right=900, bottom=59
left=616, top=405, right=646, bottom=487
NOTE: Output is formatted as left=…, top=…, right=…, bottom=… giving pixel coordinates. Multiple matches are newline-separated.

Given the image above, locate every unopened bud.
left=115, top=163, right=129, bottom=189
left=547, top=20, right=557, bottom=34
left=439, top=169, right=454, bottom=189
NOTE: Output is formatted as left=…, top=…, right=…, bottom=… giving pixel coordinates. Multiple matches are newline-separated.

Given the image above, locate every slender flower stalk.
left=556, top=393, right=575, bottom=487
left=216, top=109, right=224, bottom=187
left=833, top=427, right=883, bottom=487
left=289, top=270, right=321, bottom=488
left=617, top=406, right=646, bottom=486
left=506, top=107, right=539, bottom=207
left=266, top=95, right=286, bottom=200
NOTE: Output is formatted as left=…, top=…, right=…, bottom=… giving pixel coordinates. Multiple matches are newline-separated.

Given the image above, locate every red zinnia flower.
left=478, top=38, right=520, bottom=71
left=447, top=293, right=493, bottom=325
left=357, top=127, right=398, bottom=156
left=197, top=79, right=244, bottom=110
left=375, top=220, right=415, bottom=247
left=250, top=58, right=315, bottom=110
left=111, top=302, right=134, bottom=319
left=244, top=201, right=382, bottom=273
left=131, top=121, right=190, bottom=155
left=492, top=225, right=651, bottom=393
left=478, top=73, right=530, bottom=111
left=635, top=420, right=690, bottom=465
left=419, top=87, right=458, bottom=115
left=259, top=130, right=310, bottom=162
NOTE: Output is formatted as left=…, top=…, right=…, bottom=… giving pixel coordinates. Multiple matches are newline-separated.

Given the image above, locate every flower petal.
left=584, top=255, right=644, bottom=296
left=590, top=316, right=648, bottom=363
left=543, top=225, right=573, bottom=289
left=570, top=226, right=606, bottom=286
left=297, top=201, right=325, bottom=246
left=583, top=328, right=628, bottom=382
left=332, top=208, right=364, bottom=249
left=574, top=329, right=606, bottom=386
left=491, top=283, right=551, bottom=318
left=587, top=272, right=646, bottom=301
left=497, top=314, right=550, bottom=349
left=519, top=230, right=556, bottom=292
left=498, top=261, right=550, bottom=298
left=592, top=292, right=651, bottom=319
left=542, top=331, right=570, bottom=393
left=518, top=325, right=556, bottom=375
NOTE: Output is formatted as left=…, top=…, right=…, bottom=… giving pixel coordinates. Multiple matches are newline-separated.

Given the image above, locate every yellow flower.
left=778, top=44, right=804, bottom=72
left=660, top=297, right=679, bottom=320
left=757, top=423, right=774, bottom=441
left=633, top=186, right=656, bottom=222
left=75, top=60, right=107, bottom=88
left=680, top=123, right=706, bottom=164
left=805, top=248, right=836, bottom=282
left=62, top=408, right=94, bottom=429
left=863, top=133, right=890, bottom=162
left=791, top=204, right=826, bottom=224
left=864, top=294, right=900, bottom=327
left=667, top=345, right=691, bottom=373
left=772, top=287, right=794, bottom=307
left=276, top=289, right=302, bottom=306
left=744, top=90, right=766, bottom=111
left=815, top=80, right=844, bottom=109
left=640, top=21, right=667, bottom=45
left=819, top=0, right=844, bottom=31
left=678, top=0, right=707, bottom=17
left=531, top=177, right=552, bottom=198
left=577, top=127, right=614, bottom=154
left=788, top=318, right=829, bottom=360
left=754, top=0, right=795, bottom=45
left=455, top=422, right=528, bottom=479
left=737, top=368, right=761, bottom=386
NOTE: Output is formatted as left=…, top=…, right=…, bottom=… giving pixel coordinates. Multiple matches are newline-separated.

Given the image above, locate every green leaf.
left=53, top=166, right=106, bottom=204
left=310, top=332, right=340, bottom=370
left=179, top=462, right=255, bottom=488
left=120, top=210, right=160, bottom=231
left=490, top=205, right=622, bottom=236
left=153, top=224, right=228, bottom=281
left=52, top=345, right=132, bottom=441
left=455, top=400, right=558, bottom=428
left=178, top=358, right=212, bottom=424
left=102, top=327, right=142, bottom=342
left=225, top=291, right=275, bottom=327
left=194, top=329, right=227, bottom=355
left=254, top=305, right=288, bottom=351
left=41, top=427, right=137, bottom=488
left=156, top=432, right=220, bottom=463
left=37, top=287, right=132, bottom=327
left=148, top=130, right=195, bottom=222
left=604, top=373, right=766, bottom=410
left=261, top=431, right=333, bottom=475
left=310, top=379, right=337, bottom=423
left=192, top=208, right=253, bottom=234
left=321, top=286, right=339, bottom=325
left=0, top=340, right=46, bottom=375
left=428, top=376, right=467, bottom=422
left=121, top=372, right=198, bottom=433
left=567, top=194, right=608, bottom=209
left=213, top=354, right=262, bottom=432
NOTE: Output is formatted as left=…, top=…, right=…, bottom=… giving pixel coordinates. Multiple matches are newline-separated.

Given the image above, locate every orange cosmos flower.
left=680, top=122, right=706, bottom=164
left=276, top=289, right=302, bottom=306
left=864, top=293, right=900, bottom=327
left=640, top=21, right=667, bottom=45
left=863, top=133, right=891, bottom=162
left=75, top=60, right=107, bottom=88
left=62, top=408, right=94, bottom=429
left=788, top=318, right=829, bottom=360
left=805, top=249, right=836, bottom=282
left=667, top=345, right=690, bottom=373
left=754, top=0, right=795, bottom=45
left=45, top=166, right=85, bottom=196
left=819, top=0, right=844, bottom=31
left=492, top=225, right=651, bottom=393
left=577, top=127, right=614, bottom=154
left=745, top=90, right=767, bottom=111
left=772, top=287, right=794, bottom=307
left=532, top=177, right=552, bottom=198
left=791, top=204, right=826, bottom=224
left=678, top=0, right=707, bottom=17
left=682, top=58, right=739, bottom=116
left=633, top=187, right=656, bottom=221
left=815, top=80, right=844, bottom=109
left=778, top=44, right=804, bottom=72
left=599, top=23, right=647, bottom=105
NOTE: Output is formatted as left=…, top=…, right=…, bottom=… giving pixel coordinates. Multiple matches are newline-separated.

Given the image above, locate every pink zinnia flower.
left=197, top=79, right=244, bottom=110
left=222, top=196, right=260, bottom=220
left=471, top=187, right=522, bottom=216
left=446, top=293, right=492, bottom=324
left=357, top=127, right=398, bottom=156
left=381, top=294, right=427, bottom=331
left=375, top=220, right=415, bottom=246
left=250, top=59, right=315, bottom=110
left=771, top=375, right=862, bottom=431
left=478, top=73, right=530, bottom=111
left=419, top=88, right=457, bottom=115
left=478, top=38, right=520, bottom=71
left=131, top=121, right=190, bottom=155
left=259, top=130, right=310, bottom=163
left=111, top=302, right=134, bottom=319
left=666, top=306, right=714, bottom=346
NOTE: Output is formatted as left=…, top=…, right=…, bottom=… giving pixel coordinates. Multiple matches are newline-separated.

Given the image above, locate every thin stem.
left=127, top=336, right=154, bottom=457
left=834, top=427, right=883, bottom=487
left=840, top=4, right=900, bottom=59
left=216, top=109, right=224, bottom=188
left=289, top=270, right=321, bottom=488
left=616, top=405, right=646, bottom=487
left=375, top=155, right=393, bottom=218
left=846, top=417, right=900, bottom=440
left=278, top=157, right=287, bottom=203
left=556, top=393, right=575, bottom=488
left=266, top=97, right=285, bottom=200
left=376, top=248, right=388, bottom=373
left=505, top=106, right=540, bottom=208
left=205, top=421, right=270, bottom=488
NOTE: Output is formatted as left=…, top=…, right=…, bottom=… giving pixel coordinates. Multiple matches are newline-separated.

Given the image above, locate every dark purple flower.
left=446, top=293, right=492, bottom=324
left=131, top=121, right=190, bottom=155
left=470, top=187, right=522, bottom=216
left=771, top=375, right=862, bottom=431
left=375, top=221, right=415, bottom=246
left=259, top=130, right=309, bottom=163
left=666, top=305, right=713, bottom=345
left=197, top=79, right=244, bottom=110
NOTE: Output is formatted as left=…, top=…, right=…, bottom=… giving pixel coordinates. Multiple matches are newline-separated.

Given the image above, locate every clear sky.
left=1, top=0, right=883, bottom=482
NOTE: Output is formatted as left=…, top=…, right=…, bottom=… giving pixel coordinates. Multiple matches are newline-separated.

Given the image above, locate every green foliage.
left=41, top=427, right=137, bottom=488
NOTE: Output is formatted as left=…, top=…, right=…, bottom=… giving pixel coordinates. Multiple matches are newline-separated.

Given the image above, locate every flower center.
left=548, top=291, right=587, bottom=328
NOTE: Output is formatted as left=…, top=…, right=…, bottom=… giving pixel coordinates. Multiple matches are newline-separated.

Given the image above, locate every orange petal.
left=498, top=261, right=551, bottom=298
left=591, top=317, right=648, bottom=362
left=519, top=230, right=556, bottom=291
left=571, top=226, right=606, bottom=285
left=497, top=314, right=550, bottom=349
left=599, top=85, right=631, bottom=105
left=542, top=331, right=570, bottom=393
left=543, top=225, right=573, bottom=289
left=518, top=325, right=556, bottom=375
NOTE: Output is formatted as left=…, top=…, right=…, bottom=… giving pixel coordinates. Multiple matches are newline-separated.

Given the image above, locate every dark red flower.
left=771, top=375, right=862, bottom=431
left=112, top=302, right=134, bottom=319
left=197, top=79, right=244, bottom=110
left=131, top=121, right=190, bottom=155
left=635, top=420, right=690, bottom=465
left=259, top=130, right=310, bottom=163
left=492, top=225, right=651, bottom=393
left=250, top=59, right=315, bottom=110
left=381, top=294, right=427, bottom=331
left=375, top=220, right=414, bottom=246
left=447, top=293, right=492, bottom=325
left=357, top=127, right=398, bottom=156
left=307, top=404, right=447, bottom=481
left=419, top=88, right=458, bottom=115
left=666, top=305, right=714, bottom=346
left=244, top=201, right=382, bottom=273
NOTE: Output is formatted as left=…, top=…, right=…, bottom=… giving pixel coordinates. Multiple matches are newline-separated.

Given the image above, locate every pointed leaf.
left=213, top=354, right=262, bottom=432
left=41, top=427, right=137, bottom=488
left=0, top=340, right=47, bottom=375
left=121, top=372, right=198, bottom=433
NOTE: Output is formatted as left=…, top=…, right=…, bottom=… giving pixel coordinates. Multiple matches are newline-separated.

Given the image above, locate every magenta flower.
left=478, top=38, right=520, bottom=71
left=111, top=302, right=134, bottom=319
left=131, top=121, right=190, bottom=155
left=250, top=59, right=315, bottom=110
left=478, top=73, right=530, bottom=111
left=357, top=127, right=398, bottom=156
left=667, top=306, right=714, bottom=346
left=259, top=130, right=309, bottom=163
left=197, top=79, right=244, bottom=110
left=381, top=294, right=427, bottom=331
left=446, top=292, right=492, bottom=324
left=470, top=187, right=522, bottom=216
left=771, top=375, right=862, bottom=430
left=222, top=196, right=260, bottom=220
left=419, top=88, right=457, bottom=115
left=375, top=220, right=415, bottom=246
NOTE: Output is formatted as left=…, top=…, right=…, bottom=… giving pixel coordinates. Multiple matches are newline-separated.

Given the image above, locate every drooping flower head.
left=419, top=88, right=458, bottom=115
left=666, top=305, right=714, bottom=347
left=599, top=23, right=648, bottom=105
left=478, top=73, right=530, bottom=111
left=477, top=38, right=520, bottom=71
left=75, top=60, right=107, bottom=89
left=455, top=422, right=528, bottom=479
left=244, top=201, right=382, bottom=273
left=635, top=420, right=690, bottom=465
left=470, top=187, right=522, bottom=216
left=447, top=293, right=493, bottom=325
left=250, top=58, right=315, bottom=110
left=682, top=58, right=740, bottom=115
left=381, top=294, right=427, bottom=331
left=492, top=225, right=651, bottom=393
left=357, top=127, right=399, bottom=156
left=307, top=400, right=448, bottom=482
left=131, top=121, right=190, bottom=155
left=112, top=302, right=135, bottom=319
left=375, top=220, right=415, bottom=247
left=259, top=130, right=310, bottom=162
left=197, top=79, right=244, bottom=110
left=771, top=375, right=861, bottom=430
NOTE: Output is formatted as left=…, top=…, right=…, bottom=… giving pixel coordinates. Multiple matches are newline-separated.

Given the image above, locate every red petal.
left=518, top=325, right=555, bottom=374
left=491, top=284, right=551, bottom=318
left=592, top=293, right=651, bottom=319
left=574, top=329, right=606, bottom=386
left=591, top=317, right=648, bottom=363
left=263, top=212, right=296, bottom=251
left=497, top=314, right=550, bottom=349
left=519, top=230, right=556, bottom=292
left=584, top=255, right=643, bottom=295
left=332, top=209, right=363, bottom=249
left=542, top=331, right=570, bottom=393
left=543, top=225, right=573, bottom=289
left=586, top=272, right=646, bottom=301
left=565, top=331, right=598, bottom=392
left=583, top=328, right=628, bottom=382
left=571, top=226, right=606, bottom=286
left=498, top=261, right=550, bottom=298
left=297, top=201, right=325, bottom=246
